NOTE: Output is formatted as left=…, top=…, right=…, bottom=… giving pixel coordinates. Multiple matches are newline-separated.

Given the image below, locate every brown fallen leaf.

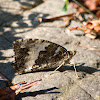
left=96, top=10, right=100, bottom=18
left=70, top=0, right=100, bottom=12
left=68, top=19, right=100, bottom=39
left=84, top=0, right=100, bottom=10
left=0, top=73, right=41, bottom=100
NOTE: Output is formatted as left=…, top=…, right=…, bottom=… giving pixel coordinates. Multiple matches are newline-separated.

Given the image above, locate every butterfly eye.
left=63, top=53, right=67, bottom=56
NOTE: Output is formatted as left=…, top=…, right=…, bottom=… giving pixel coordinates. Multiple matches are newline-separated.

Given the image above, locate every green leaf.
left=62, top=0, right=69, bottom=12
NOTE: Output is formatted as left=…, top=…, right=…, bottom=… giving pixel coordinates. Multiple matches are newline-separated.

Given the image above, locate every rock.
left=0, top=0, right=100, bottom=100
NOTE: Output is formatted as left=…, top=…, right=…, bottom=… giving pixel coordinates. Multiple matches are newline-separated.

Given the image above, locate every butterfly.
left=12, top=38, right=76, bottom=74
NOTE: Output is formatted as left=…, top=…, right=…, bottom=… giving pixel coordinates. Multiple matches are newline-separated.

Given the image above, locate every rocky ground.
left=0, top=0, right=100, bottom=100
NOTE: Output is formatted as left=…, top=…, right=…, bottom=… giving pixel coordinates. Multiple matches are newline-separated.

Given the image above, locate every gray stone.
left=0, top=0, right=100, bottom=100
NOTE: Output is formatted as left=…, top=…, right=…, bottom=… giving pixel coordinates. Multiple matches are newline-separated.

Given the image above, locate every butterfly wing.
left=13, top=39, right=71, bottom=74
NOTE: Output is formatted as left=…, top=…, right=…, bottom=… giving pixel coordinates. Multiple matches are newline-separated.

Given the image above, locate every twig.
left=0, top=73, right=11, bottom=86
left=13, top=81, right=26, bottom=86
left=38, top=13, right=75, bottom=22
left=68, top=27, right=86, bottom=31
left=15, top=78, right=42, bottom=95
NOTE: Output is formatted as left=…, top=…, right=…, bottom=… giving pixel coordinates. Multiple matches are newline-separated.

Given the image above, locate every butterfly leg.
left=65, top=63, right=79, bottom=78
left=50, top=61, right=65, bottom=75
left=54, top=61, right=65, bottom=71
left=53, top=62, right=79, bottom=78
left=73, top=64, right=79, bottom=78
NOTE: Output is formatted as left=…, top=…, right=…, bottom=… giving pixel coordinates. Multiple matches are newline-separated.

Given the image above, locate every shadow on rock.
left=0, top=7, right=22, bottom=87
left=16, top=87, right=60, bottom=100
left=0, top=4, right=49, bottom=87
left=59, top=63, right=100, bottom=74
left=28, top=12, right=49, bottom=28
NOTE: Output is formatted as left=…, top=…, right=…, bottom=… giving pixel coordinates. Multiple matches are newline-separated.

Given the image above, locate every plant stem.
left=72, top=0, right=98, bottom=19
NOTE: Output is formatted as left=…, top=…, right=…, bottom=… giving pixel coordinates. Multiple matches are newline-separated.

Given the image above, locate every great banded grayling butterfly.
left=12, top=39, right=76, bottom=74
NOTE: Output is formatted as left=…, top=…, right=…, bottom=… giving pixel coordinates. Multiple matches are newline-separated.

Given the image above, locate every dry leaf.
left=68, top=19, right=100, bottom=39
left=0, top=73, right=41, bottom=100
left=70, top=0, right=100, bottom=12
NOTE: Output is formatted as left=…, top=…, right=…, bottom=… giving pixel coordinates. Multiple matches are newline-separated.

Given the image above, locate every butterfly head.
left=64, top=50, right=76, bottom=63
left=67, top=51, right=76, bottom=57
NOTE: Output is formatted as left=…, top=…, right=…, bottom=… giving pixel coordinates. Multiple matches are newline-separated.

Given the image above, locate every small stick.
left=38, top=13, right=75, bottom=22
left=15, top=78, right=42, bottom=95
left=68, top=27, right=86, bottom=31
left=21, top=79, right=42, bottom=88
left=20, top=79, right=42, bottom=91
left=0, top=73, right=11, bottom=86
left=0, top=73, right=8, bottom=81
left=13, top=81, right=26, bottom=86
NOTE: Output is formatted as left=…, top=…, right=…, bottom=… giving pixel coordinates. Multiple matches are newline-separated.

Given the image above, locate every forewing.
left=13, top=39, right=69, bottom=74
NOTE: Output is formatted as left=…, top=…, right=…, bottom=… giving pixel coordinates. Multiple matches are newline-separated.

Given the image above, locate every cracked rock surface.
left=0, top=0, right=100, bottom=100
